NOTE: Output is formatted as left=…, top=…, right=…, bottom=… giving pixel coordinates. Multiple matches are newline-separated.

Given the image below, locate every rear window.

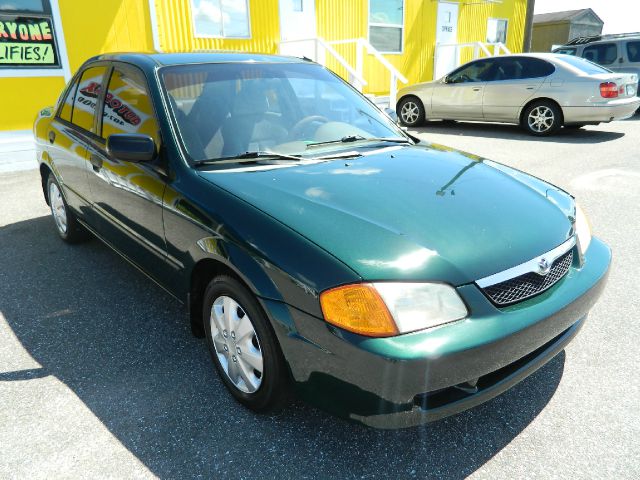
left=582, top=43, right=618, bottom=65
left=557, top=55, right=612, bottom=75
left=554, top=47, right=577, bottom=56
left=627, top=41, right=640, bottom=63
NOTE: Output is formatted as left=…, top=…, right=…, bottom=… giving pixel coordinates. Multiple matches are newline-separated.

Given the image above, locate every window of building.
left=0, top=0, right=62, bottom=69
left=487, top=18, right=508, bottom=44
left=582, top=43, right=618, bottom=65
left=190, top=0, right=250, bottom=38
left=368, top=0, right=404, bottom=53
left=70, top=66, right=107, bottom=132
left=626, top=41, right=640, bottom=63
left=101, top=66, right=160, bottom=144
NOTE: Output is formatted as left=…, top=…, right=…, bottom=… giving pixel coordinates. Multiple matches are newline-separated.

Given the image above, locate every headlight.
left=575, top=203, right=592, bottom=256
left=320, top=282, right=468, bottom=337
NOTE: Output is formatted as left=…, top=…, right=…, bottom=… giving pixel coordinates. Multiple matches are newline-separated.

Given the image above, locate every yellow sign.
left=0, top=42, right=54, bottom=64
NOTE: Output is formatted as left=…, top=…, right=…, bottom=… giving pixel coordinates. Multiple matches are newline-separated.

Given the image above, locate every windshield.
left=556, top=54, right=613, bottom=75
left=161, top=62, right=406, bottom=163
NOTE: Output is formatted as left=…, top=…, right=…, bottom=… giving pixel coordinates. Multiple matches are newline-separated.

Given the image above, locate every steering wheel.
left=289, top=115, right=329, bottom=140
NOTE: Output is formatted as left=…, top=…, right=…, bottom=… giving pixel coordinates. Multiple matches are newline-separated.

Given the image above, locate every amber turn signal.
left=320, top=284, right=399, bottom=337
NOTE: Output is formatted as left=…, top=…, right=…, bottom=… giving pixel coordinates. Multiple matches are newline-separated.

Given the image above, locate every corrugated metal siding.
left=317, top=0, right=526, bottom=96
left=154, top=0, right=280, bottom=53
left=458, top=0, right=527, bottom=64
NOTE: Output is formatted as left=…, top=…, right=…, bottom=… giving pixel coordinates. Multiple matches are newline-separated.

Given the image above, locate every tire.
left=397, top=96, right=425, bottom=127
left=203, top=275, right=289, bottom=412
left=46, top=175, right=91, bottom=243
left=522, top=100, right=563, bottom=136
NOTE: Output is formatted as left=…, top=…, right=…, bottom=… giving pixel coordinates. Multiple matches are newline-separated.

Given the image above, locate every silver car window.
left=558, top=55, right=613, bottom=75
left=627, top=41, right=640, bottom=63
left=582, top=43, right=618, bottom=66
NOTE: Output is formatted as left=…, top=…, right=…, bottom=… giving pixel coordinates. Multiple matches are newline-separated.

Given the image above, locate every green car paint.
left=33, top=52, right=611, bottom=428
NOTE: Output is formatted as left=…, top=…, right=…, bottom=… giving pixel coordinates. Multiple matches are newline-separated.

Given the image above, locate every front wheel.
left=397, top=96, right=425, bottom=127
left=522, top=101, right=563, bottom=136
left=203, top=275, right=289, bottom=412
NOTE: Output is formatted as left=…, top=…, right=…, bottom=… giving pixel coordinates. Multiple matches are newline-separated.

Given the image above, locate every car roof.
left=83, top=51, right=309, bottom=70
left=464, top=52, right=578, bottom=62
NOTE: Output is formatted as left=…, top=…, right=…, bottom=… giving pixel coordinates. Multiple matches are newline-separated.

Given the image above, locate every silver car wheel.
left=400, top=101, right=420, bottom=124
left=210, top=295, right=263, bottom=394
left=528, top=106, right=555, bottom=133
left=49, top=181, right=68, bottom=235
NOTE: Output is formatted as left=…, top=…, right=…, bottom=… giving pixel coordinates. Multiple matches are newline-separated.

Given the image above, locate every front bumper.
left=264, top=237, right=611, bottom=429
left=563, top=97, right=640, bottom=123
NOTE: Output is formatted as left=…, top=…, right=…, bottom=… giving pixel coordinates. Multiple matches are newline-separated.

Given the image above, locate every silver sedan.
left=396, top=53, right=640, bottom=136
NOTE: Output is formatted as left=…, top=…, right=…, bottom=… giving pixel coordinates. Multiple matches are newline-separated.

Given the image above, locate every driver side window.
left=448, top=60, right=495, bottom=83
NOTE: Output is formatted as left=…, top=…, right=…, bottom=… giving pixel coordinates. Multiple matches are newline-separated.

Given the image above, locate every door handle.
left=472, top=87, right=481, bottom=92
left=48, top=131, right=55, bottom=144
left=90, top=153, right=103, bottom=171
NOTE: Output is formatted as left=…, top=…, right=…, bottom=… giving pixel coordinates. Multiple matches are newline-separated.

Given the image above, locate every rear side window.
left=521, top=58, right=555, bottom=78
left=582, top=43, right=618, bottom=65
left=558, top=55, right=612, bottom=75
left=492, top=57, right=555, bottom=81
left=627, top=41, right=640, bottom=62
left=100, top=66, right=160, bottom=145
left=71, top=66, right=108, bottom=132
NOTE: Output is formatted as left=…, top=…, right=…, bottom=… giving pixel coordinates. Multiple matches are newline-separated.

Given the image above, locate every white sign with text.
left=434, top=2, right=459, bottom=79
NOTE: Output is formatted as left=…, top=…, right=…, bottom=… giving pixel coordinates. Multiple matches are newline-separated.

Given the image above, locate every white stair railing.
left=327, top=38, right=408, bottom=108
left=279, top=37, right=408, bottom=109
left=279, top=37, right=367, bottom=89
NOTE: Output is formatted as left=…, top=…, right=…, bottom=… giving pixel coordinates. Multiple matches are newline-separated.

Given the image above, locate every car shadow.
left=411, top=121, right=626, bottom=144
left=0, top=216, right=565, bottom=479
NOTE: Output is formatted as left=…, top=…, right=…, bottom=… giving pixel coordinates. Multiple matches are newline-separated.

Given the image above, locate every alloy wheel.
left=400, top=101, right=420, bottom=125
left=49, top=181, right=68, bottom=235
left=210, top=295, right=263, bottom=393
left=528, top=106, right=555, bottom=133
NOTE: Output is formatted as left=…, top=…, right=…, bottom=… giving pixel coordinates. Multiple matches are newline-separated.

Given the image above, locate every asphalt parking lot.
left=1, top=117, right=639, bottom=479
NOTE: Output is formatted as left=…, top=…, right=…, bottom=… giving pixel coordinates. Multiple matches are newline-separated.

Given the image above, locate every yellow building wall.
left=154, top=0, right=280, bottom=53
left=0, top=0, right=153, bottom=131
left=319, top=0, right=527, bottom=96
left=1, top=0, right=528, bottom=130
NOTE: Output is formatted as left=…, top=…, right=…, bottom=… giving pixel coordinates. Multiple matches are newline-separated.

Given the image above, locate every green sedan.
left=34, top=52, right=610, bottom=428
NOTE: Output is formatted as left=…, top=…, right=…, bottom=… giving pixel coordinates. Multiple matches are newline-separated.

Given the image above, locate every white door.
left=279, top=0, right=318, bottom=60
left=434, top=2, right=459, bottom=79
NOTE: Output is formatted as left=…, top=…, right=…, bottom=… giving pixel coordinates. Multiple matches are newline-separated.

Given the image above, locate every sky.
left=533, top=0, right=640, bottom=34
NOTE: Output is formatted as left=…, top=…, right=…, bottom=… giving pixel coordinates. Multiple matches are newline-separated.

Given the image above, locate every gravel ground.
left=1, top=117, right=639, bottom=479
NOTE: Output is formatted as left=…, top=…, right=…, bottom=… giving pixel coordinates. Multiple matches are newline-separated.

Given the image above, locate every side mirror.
left=383, top=107, right=399, bottom=123
left=107, top=134, right=156, bottom=163
left=443, top=75, right=450, bottom=84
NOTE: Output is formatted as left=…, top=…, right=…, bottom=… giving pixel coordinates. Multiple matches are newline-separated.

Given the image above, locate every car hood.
left=198, top=144, right=574, bottom=286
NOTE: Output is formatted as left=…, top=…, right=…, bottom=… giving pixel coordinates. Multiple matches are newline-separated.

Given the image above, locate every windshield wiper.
left=306, top=135, right=413, bottom=148
left=193, top=151, right=309, bottom=166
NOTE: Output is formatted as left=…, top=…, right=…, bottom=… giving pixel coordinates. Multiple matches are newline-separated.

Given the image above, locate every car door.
left=482, top=57, right=551, bottom=122
left=46, top=65, right=108, bottom=216
left=83, top=62, right=172, bottom=284
left=431, top=59, right=495, bottom=120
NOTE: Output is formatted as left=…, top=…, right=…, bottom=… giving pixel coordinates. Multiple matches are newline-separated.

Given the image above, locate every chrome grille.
left=481, top=250, right=574, bottom=306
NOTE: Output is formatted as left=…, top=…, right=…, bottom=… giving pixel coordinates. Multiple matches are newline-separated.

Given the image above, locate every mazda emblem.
left=538, top=257, right=552, bottom=275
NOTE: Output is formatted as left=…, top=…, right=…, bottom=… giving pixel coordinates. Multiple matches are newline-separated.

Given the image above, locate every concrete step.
left=0, top=130, right=37, bottom=173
